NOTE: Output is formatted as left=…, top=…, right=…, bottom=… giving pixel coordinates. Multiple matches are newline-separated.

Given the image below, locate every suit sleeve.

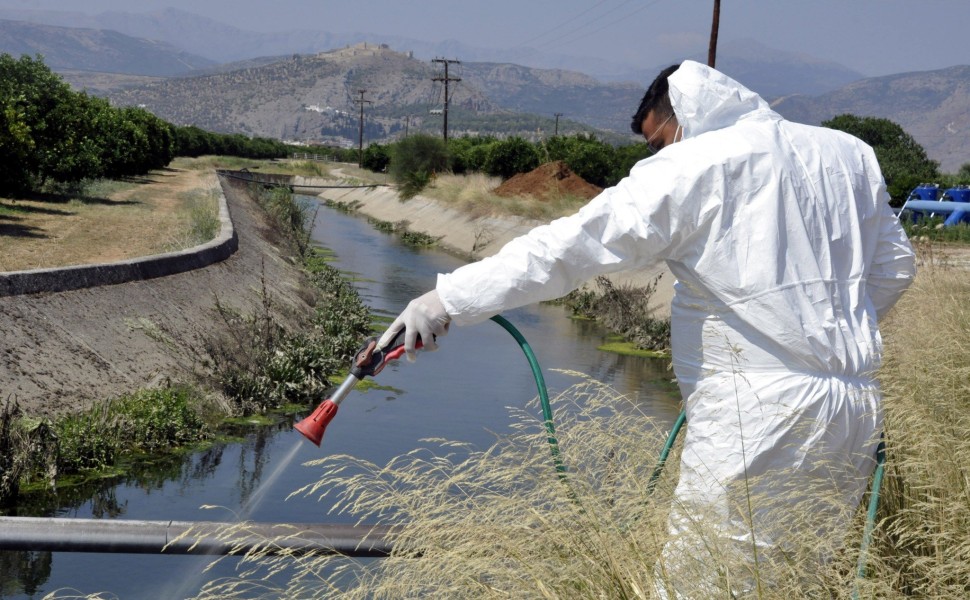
left=868, top=200, right=916, bottom=320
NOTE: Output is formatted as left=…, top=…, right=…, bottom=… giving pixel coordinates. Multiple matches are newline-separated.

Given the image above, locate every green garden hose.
left=489, top=314, right=566, bottom=476
left=490, top=313, right=884, bottom=592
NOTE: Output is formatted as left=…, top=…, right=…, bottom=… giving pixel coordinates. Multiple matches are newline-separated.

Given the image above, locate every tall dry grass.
left=176, top=243, right=968, bottom=599
left=863, top=241, right=970, bottom=598
left=183, top=379, right=866, bottom=598
left=422, top=173, right=587, bottom=221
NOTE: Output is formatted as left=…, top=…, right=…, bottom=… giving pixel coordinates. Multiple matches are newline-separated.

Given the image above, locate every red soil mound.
left=494, top=161, right=602, bottom=202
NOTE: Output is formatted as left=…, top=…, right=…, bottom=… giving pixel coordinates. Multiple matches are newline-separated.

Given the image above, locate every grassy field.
left=0, top=158, right=221, bottom=272
left=0, top=156, right=343, bottom=273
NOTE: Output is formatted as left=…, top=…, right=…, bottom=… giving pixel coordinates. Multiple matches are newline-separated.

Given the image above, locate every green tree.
left=38, top=93, right=112, bottom=186
left=361, top=143, right=390, bottom=172
left=0, top=90, right=36, bottom=194
left=543, top=135, right=580, bottom=164
left=173, top=125, right=212, bottom=157
left=0, top=53, right=75, bottom=194
left=823, top=114, right=939, bottom=204
left=562, top=135, right=616, bottom=188
left=389, top=134, right=449, bottom=199
left=612, top=142, right=653, bottom=184
left=447, top=136, right=496, bottom=174
left=957, top=163, right=970, bottom=182
left=483, top=136, right=540, bottom=180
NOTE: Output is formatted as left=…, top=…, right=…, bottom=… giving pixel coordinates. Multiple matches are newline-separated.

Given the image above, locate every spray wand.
left=294, top=329, right=423, bottom=446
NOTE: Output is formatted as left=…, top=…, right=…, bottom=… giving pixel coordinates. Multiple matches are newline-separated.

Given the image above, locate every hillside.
left=107, top=42, right=968, bottom=171
left=0, top=7, right=868, bottom=91
left=107, top=44, right=630, bottom=146
left=771, top=65, right=970, bottom=173
left=1, top=12, right=965, bottom=170
left=460, top=62, right=643, bottom=132
left=107, top=44, right=502, bottom=144
left=0, top=18, right=214, bottom=77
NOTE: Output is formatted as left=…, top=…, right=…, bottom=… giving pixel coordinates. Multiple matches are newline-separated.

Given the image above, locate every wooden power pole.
left=431, top=58, right=461, bottom=142
left=554, top=113, right=564, bottom=136
left=354, top=89, right=372, bottom=167
left=708, top=0, right=721, bottom=68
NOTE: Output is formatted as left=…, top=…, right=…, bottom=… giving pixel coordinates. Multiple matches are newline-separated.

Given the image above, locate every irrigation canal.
left=0, top=198, right=681, bottom=599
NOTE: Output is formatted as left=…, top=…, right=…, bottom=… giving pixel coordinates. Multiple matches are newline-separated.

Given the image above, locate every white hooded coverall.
left=436, top=60, right=916, bottom=588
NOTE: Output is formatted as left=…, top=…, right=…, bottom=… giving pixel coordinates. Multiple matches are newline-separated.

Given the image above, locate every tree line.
left=4, top=52, right=964, bottom=204
left=350, top=117, right=966, bottom=206
left=0, top=54, right=290, bottom=196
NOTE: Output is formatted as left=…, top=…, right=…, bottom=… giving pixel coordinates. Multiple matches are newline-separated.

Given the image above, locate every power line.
left=530, top=0, right=640, bottom=51
left=511, top=0, right=612, bottom=49
left=533, top=0, right=665, bottom=52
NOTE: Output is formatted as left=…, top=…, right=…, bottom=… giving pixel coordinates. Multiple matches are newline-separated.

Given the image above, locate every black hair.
left=630, top=63, right=680, bottom=135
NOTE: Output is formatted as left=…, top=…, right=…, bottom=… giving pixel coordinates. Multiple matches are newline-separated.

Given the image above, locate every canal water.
left=0, top=200, right=681, bottom=599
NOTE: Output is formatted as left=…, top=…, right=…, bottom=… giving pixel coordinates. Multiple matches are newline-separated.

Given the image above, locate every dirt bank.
left=0, top=176, right=314, bottom=416
left=315, top=181, right=676, bottom=317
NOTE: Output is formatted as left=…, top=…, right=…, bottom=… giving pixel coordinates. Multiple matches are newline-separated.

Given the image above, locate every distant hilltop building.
left=321, top=42, right=410, bottom=60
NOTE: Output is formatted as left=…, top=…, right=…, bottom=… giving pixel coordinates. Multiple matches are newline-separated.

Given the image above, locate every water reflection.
left=0, top=550, right=50, bottom=598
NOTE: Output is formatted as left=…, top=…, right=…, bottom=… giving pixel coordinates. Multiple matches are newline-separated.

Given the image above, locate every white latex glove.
left=378, top=289, right=451, bottom=361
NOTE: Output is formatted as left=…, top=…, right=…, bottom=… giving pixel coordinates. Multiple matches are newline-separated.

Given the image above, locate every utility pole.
left=554, top=113, right=564, bottom=136
left=354, top=89, right=372, bottom=167
left=708, top=0, right=721, bottom=68
left=431, top=58, right=461, bottom=142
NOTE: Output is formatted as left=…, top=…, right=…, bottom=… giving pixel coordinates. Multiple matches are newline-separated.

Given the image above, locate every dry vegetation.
left=421, top=172, right=588, bottom=221
left=0, top=157, right=221, bottom=271
left=0, top=157, right=344, bottom=273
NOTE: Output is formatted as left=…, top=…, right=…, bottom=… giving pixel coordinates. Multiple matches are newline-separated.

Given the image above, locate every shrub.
left=361, top=143, right=390, bottom=173
left=564, top=137, right=616, bottom=188
left=483, top=136, right=540, bottom=180
left=110, top=388, right=209, bottom=452
left=55, top=405, right=119, bottom=473
left=558, top=275, right=671, bottom=352
left=389, top=134, right=450, bottom=199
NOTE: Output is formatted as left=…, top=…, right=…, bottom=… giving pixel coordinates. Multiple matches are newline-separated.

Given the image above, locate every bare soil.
left=0, top=176, right=315, bottom=416
left=494, top=161, right=602, bottom=202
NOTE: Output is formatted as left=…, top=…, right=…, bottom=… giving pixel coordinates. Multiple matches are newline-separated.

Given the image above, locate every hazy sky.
left=2, top=0, right=968, bottom=77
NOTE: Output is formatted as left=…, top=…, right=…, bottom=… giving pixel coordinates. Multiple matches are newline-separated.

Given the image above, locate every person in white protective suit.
left=379, top=60, right=916, bottom=594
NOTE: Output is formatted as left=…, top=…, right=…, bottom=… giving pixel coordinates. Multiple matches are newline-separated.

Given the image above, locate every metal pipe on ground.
left=0, top=517, right=394, bottom=557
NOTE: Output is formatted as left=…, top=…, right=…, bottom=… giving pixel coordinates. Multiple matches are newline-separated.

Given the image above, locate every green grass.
left=597, top=339, right=668, bottom=358
left=903, top=218, right=970, bottom=244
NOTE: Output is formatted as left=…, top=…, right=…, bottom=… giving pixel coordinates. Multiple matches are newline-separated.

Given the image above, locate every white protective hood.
left=667, top=59, right=775, bottom=140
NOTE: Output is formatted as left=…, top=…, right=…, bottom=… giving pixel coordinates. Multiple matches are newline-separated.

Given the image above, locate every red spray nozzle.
left=294, top=399, right=339, bottom=447
left=294, top=330, right=427, bottom=448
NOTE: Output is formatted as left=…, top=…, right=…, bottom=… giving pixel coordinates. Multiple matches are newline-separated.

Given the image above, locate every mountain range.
left=0, top=8, right=966, bottom=172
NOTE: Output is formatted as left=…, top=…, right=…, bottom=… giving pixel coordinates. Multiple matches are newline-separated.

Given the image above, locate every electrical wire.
left=511, top=0, right=613, bottom=49
left=532, top=0, right=665, bottom=52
